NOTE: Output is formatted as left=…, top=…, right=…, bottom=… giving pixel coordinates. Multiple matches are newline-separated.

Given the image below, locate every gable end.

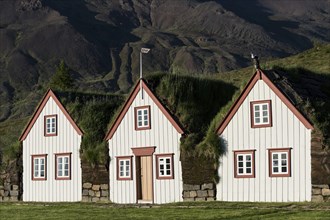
left=105, top=79, right=184, bottom=140
left=19, top=89, right=83, bottom=141
left=216, top=70, right=313, bottom=135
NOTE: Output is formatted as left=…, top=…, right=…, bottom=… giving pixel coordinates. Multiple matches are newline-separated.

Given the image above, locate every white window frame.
left=45, top=115, right=57, bottom=136
left=55, top=153, right=71, bottom=180
left=251, top=100, right=272, bottom=128
left=135, top=106, right=151, bottom=130
left=156, top=154, right=174, bottom=179
left=269, top=148, right=291, bottom=177
left=117, top=156, right=132, bottom=180
left=32, top=155, right=47, bottom=180
left=234, top=150, right=255, bottom=178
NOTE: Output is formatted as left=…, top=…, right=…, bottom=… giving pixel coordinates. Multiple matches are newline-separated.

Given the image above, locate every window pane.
left=138, top=122, right=142, bottom=126
left=263, top=111, right=268, bottom=116
left=246, top=155, right=251, bottom=161
left=238, top=168, right=243, bottom=174
left=166, top=170, right=171, bottom=175
left=126, top=171, right=129, bottom=176
left=246, top=162, right=251, bottom=167
left=255, top=105, right=259, bottom=111
left=262, top=104, right=268, bottom=110
left=255, top=112, right=260, bottom=117
left=58, top=170, right=62, bottom=176
left=273, top=154, right=278, bottom=159
left=273, top=167, right=278, bottom=173
left=35, top=171, right=38, bottom=177
left=40, top=171, right=44, bottom=177
left=282, top=167, right=287, bottom=173
left=238, top=155, right=243, bottom=161
left=263, top=117, right=268, bottom=123
left=246, top=168, right=251, bottom=174
left=255, top=118, right=260, bottom=123
left=138, top=116, right=142, bottom=120
left=144, top=110, right=148, bottom=114
left=64, top=157, right=68, bottom=163
left=144, top=121, right=148, bottom=126
left=64, top=170, right=69, bottom=176
left=238, top=162, right=243, bottom=168
left=120, top=171, right=123, bottom=176
left=59, top=158, right=62, bottom=164
left=282, top=160, right=287, bottom=166
left=281, top=153, right=286, bottom=159
left=160, top=164, right=164, bottom=170
left=138, top=111, right=142, bottom=116
left=273, top=160, right=278, bottom=166
left=120, top=166, right=123, bottom=171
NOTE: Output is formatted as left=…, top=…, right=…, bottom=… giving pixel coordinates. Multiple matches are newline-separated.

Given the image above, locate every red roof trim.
left=105, top=79, right=184, bottom=140
left=19, top=89, right=83, bottom=141
left=216, top=69, right=313, bottom=135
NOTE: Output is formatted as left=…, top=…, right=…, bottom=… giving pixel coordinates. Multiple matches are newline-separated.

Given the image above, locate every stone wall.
left=312, top=184, right=330, bottom=202
left=0, top=183, right=20, bottom=201
left=182, top=183, right=216, bottom=201
left=82, top=182, right=109, bottom=202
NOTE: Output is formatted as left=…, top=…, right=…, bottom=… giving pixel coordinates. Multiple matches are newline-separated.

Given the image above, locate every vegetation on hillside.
left=49, top=60, right=75, bottom=91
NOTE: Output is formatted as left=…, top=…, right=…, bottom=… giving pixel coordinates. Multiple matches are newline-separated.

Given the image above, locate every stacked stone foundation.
left=0, top=183, right=20, bottom=201
left=312, top=184, right=330, bottom=202
left=82, top=183, right=109, bottom=202
left=182, top=183, right=216, bottom=201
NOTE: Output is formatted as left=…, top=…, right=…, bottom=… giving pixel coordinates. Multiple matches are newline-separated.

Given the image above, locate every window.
left=234, top=150, right=255, bottom=178
left=156, top=154, right=174, bottom=179
left=55, top=153, right=71, bottom=180
left=44, top=115, right=57, bottom=136
left=250, top=100, right=272, bottom=128
left=269, top=148, right=291, bottom=177
left=134, top=106, right=151, bottom=130
left=117, top=156, right=132, bottom=180
left=32, top=155, right=47, bottom=180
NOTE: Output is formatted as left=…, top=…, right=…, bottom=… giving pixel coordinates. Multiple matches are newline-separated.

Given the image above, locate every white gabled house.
left=19, top=89, right=83, bottom=202
left=216, top=69, right=313, bottom=202
left=105, top=79, right=184, bottom=204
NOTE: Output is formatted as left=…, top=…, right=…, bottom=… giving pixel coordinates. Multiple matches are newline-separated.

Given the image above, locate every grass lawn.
left=1, top=201, right=330, bottom=220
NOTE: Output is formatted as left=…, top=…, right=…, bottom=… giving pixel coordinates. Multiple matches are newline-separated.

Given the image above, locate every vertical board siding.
left=23, top=97, right=82, bottom=202
left=217, top=80, right=311, bottom=202
left=109, top=89, right=183, bottom=204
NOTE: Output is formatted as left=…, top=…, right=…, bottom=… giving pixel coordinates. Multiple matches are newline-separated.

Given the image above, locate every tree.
left=49, top=60, right=74, bottom=91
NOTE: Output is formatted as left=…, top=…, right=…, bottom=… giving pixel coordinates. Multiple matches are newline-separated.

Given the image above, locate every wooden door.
left=140, top=156, right=152, bottom=201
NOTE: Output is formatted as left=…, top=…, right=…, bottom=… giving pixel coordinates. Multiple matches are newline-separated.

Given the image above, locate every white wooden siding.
left=108, top=89, right=183, bottom=204
left=22, top=97, right=82, bottom=202
left=217, top=79, right=311, bottom=202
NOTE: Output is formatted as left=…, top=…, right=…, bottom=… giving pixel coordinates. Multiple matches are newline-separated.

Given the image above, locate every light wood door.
left=140, top=156, right=152, bottom=201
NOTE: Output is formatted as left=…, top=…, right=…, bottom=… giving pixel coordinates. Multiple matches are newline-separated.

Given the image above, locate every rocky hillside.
left=0, top=0, right=329, bottom=123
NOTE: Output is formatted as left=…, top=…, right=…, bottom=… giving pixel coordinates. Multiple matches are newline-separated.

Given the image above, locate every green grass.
left=1, top=202, right=330, bottom=220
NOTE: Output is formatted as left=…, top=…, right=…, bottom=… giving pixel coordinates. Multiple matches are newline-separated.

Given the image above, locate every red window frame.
left=156, top=154, right=174, bottom=180
left=55, top=153, right=71, bottom=180
left=44, top=114, right=58, bottom=136
left=268, top=148, right=291, bottom=177
left=234, top=150, right=256, bottom=178
left=31, top=154, right=47, bottom=181
left=116, top=156, right=133, bottom=181
left=134, top=106, right=151, bottom=130
left=250, top=100, right=272, bottom=128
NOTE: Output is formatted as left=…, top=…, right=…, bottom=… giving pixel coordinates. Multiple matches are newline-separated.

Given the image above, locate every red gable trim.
left=105, top=79, right=184, bottom=140
left=216, top=69, right=313, bottom=135
left=19, top=89, right=83, bottom=141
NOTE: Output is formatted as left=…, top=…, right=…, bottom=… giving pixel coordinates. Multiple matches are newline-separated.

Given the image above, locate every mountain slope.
left=0, top=0, right=329, bottom=124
